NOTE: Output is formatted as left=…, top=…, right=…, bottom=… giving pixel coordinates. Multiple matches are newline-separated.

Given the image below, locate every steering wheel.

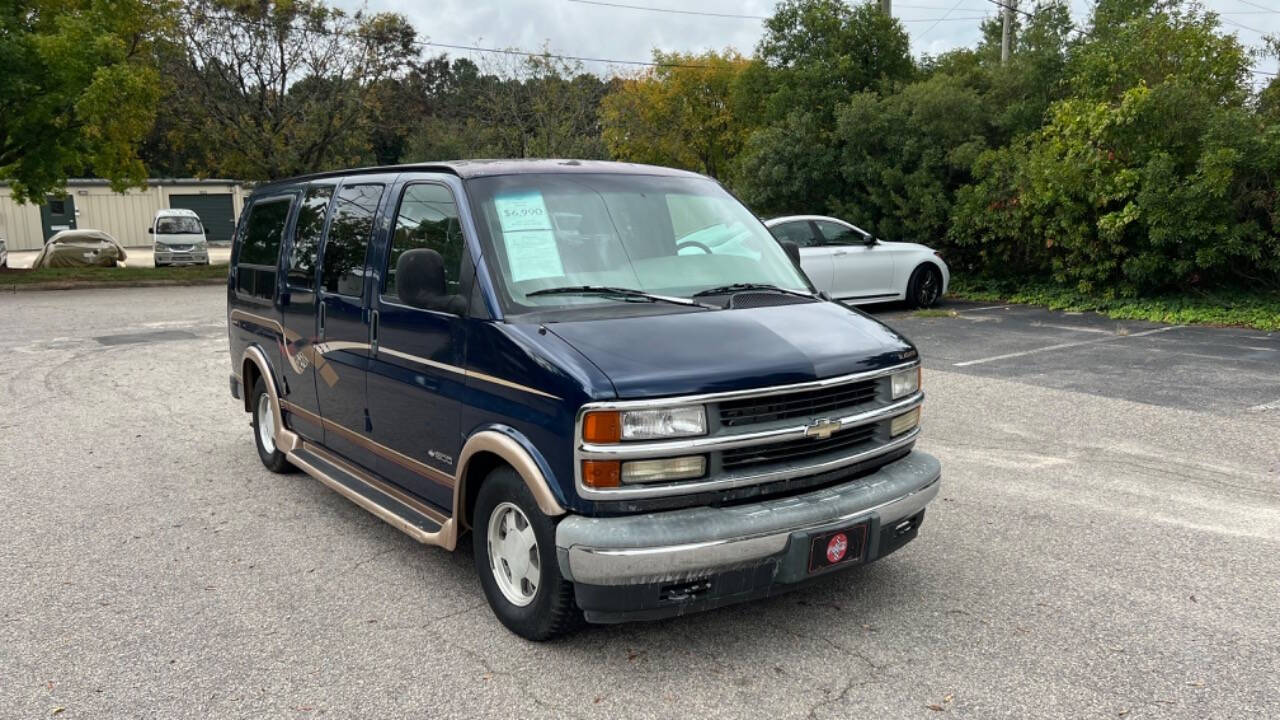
left=676, top=240, right=713, bottom=254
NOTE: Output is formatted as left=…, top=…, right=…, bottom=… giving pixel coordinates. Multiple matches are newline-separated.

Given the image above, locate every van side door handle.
left=318, top=301, right=326, bottom=339
left=370, top=309, right=379, bottom=353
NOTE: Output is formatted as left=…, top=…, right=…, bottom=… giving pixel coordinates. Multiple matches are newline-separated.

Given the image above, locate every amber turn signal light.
left=582, top=460, right=621, bottom=488
left=582, top=410, right=622, bottom=444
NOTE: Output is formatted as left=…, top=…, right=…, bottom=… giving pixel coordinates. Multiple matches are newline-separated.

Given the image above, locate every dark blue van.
left=227, top=160, right=940, bottom=639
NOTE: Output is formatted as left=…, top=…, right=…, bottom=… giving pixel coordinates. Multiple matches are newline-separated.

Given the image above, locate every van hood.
left=544, top=301, right=916, bottom=399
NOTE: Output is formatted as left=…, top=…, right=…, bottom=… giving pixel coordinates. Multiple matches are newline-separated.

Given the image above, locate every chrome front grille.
left=721, top=423, right=877, bottom=470
left=575, top=360, right=923, bottom=501
left=719, top=379, right=877, bottom=427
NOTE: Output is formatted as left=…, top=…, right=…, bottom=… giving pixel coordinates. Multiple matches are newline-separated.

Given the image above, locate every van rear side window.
left=288, top=185, right=333, bottom=290
left=236, top=197, right=292, bottom=300
left=321, top=184, right=384, bottom=297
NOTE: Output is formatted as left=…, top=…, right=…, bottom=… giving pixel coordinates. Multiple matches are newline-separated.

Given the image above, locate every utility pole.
left=880, top=0, right=891, bottom=15
left=1000, top=0, right=1016, bottom=64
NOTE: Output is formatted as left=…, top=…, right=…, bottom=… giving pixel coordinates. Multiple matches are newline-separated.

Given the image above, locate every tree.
left=601, top=50, right=752, bottom=179
left=0, top=0, right=168, bottom=203
left=733, top=0, right=915, bottom=214
left=951, top=4, right=1278, bottom=294
left=171, top=0, right=418, bottom=180
left=834, top=75, right=991, bottom=245
left=401, top=51, right=610, bottom=162
left=754, top=0, right=913, bottom=123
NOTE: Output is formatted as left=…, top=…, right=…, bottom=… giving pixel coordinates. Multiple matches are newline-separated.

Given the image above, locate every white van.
left=150, top=208, right=210, bottom=266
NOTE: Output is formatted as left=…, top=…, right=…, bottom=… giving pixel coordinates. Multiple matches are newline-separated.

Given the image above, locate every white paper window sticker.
left=495, top=190, right=564, bottom=282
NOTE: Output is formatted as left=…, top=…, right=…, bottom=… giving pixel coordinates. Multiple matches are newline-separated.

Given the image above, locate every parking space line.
left=1250, top=399, right=1280, bottom=412
left=963, top=305, right=1013, bottom=312
left=952, top=326, right=1183, bottom=367
left=1037, top=324, right=1113, bottom=335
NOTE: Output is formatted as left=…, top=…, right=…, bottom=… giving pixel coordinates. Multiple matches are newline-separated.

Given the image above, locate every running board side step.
left=288, top=445, right=457, bottom=550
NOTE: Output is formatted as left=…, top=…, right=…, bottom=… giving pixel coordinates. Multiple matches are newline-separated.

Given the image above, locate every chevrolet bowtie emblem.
left=804, top=418, right=842, bottom=440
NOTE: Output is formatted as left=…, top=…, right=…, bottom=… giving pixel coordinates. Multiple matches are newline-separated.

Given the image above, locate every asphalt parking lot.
left=1, top=288, right=1276, bottom=718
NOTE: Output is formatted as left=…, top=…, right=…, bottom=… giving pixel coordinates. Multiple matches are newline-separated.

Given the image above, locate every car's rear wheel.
left=250, top=376, right=293, bottom=473
left=907, top=265, right=942, bottom=308
left=473, top=466, right=580, bottom=640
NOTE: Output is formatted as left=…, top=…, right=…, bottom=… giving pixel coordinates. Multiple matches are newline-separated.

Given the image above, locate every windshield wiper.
left=691, top=283, right=816, bottom=299
left=526, top=285, right=710, bottom=308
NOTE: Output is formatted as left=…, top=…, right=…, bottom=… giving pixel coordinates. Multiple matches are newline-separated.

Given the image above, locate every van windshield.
left=467, top=173, right=809, bottom=315
left=156, top=217, right=202, bottom=234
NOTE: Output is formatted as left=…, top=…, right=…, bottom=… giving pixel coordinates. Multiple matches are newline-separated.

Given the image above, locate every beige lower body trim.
left=287, top=447, right=456, bottom=550
left=241, top=350, right=565, bottom=545
left=242, top=346, right=301, bottom=454
left=280, top=400, right=454, bottom=490
left=456, top=431, right=567, bottom=528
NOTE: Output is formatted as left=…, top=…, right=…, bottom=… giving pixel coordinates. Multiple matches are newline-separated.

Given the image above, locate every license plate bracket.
left=807, top=522, right=868, bottom=574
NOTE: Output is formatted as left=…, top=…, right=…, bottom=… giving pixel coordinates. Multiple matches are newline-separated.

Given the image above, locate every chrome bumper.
left=555, top=451, right=941, bottom=586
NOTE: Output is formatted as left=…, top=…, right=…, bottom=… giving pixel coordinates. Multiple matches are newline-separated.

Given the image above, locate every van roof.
left=156, top=208, right=200, bottom=217
left=250, top=159, right=708, bottom=195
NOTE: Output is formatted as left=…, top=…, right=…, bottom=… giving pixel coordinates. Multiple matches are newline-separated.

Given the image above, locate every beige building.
left=0, top=179, right=250, bottom=251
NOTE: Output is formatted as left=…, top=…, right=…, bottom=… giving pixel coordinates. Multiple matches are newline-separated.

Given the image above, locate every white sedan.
left=765, top=215, right=949, bottom=308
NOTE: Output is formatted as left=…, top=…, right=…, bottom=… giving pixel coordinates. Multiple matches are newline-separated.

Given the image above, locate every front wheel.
left=250, top=376, right=293, bottom=473
left=473, top=466, right=580, bottom=640
left=906, top=264, right=943, bottom=308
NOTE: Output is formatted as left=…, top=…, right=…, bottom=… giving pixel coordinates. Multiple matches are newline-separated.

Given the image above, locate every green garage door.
left=169, top=193, right=235, bottom=243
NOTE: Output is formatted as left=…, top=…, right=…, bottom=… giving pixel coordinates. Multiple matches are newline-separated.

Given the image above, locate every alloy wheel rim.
left=487, top=502, right=540, bottom=607
left=920, top=272, right=939, bottom=305
left=257, top=393, right=276, bottom=455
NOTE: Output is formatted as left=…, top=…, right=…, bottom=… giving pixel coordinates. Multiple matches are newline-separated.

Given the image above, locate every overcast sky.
left=330, top=0, right=1278, bottom=84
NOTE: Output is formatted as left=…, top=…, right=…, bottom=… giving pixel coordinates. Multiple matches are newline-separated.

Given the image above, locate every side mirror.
left=395, top=248, right=465, bottom=314
left=147, top=227, right=154, bottom=234
left=780, top=240, right=802, bottom=267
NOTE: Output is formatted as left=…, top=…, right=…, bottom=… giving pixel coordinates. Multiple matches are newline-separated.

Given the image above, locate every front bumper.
left=155, top=248, right=209, bottom=265
left=555, top=451, right=941, bottom=622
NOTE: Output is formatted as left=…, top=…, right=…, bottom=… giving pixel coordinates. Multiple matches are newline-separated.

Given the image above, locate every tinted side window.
left=236, top=197, right=292, bottom=301
left=288, top=184, right=333, bottom=290
left=385, top=183, right=463, bottom=301
left=815, top=220, right=864, bottom=246
left=321, top=184, right=384, bottom=297
left=770, top=221, right=817, bottom=248
left=239, top=198, right=290, bottom=266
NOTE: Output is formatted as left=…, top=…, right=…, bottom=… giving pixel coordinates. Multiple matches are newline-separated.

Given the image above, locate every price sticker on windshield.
left=494, top=190, right=563, bottom=282
left=495, top=191, right=553, bottom=233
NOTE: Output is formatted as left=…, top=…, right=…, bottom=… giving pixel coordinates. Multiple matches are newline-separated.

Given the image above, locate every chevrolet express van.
left=227, top=160, right=941, bottom=640
left=151, top=208, right=210, bottom=266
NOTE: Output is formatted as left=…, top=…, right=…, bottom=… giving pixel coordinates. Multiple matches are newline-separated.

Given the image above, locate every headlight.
left=891, top=367, right=920, bottom=399
left=621, top=407, right=706, bottom=440
left=582, top=406, right=707, bottom=443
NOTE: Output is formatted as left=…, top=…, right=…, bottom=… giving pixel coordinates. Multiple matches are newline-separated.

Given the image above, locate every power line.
left=565, top=0, right=767, bottom=20
left=179, top=5, right=1278, bottom=79
left=565, top=0, right=989, bottom=23
left=919, top=0, right=977, bottom=39
left=181, top=9, right=714, bottom=69
left=1230, top=0, right=1278, bottom=13
left=1220, top=16, right=1269, bottom=34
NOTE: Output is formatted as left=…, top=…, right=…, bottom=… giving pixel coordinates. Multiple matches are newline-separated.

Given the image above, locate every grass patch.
left=0, top=263, right=227, bottom=288
left=950, top=276, right=1280, bottom=332
left=912, top=308, right=960, bottom=318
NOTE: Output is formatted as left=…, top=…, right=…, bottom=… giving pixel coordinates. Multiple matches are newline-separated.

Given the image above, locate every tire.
left=473, top=466, right=580, bottom=640
left=906, top=264, right=943, bottom=308
left=250, top=376, right=293, bottom=473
